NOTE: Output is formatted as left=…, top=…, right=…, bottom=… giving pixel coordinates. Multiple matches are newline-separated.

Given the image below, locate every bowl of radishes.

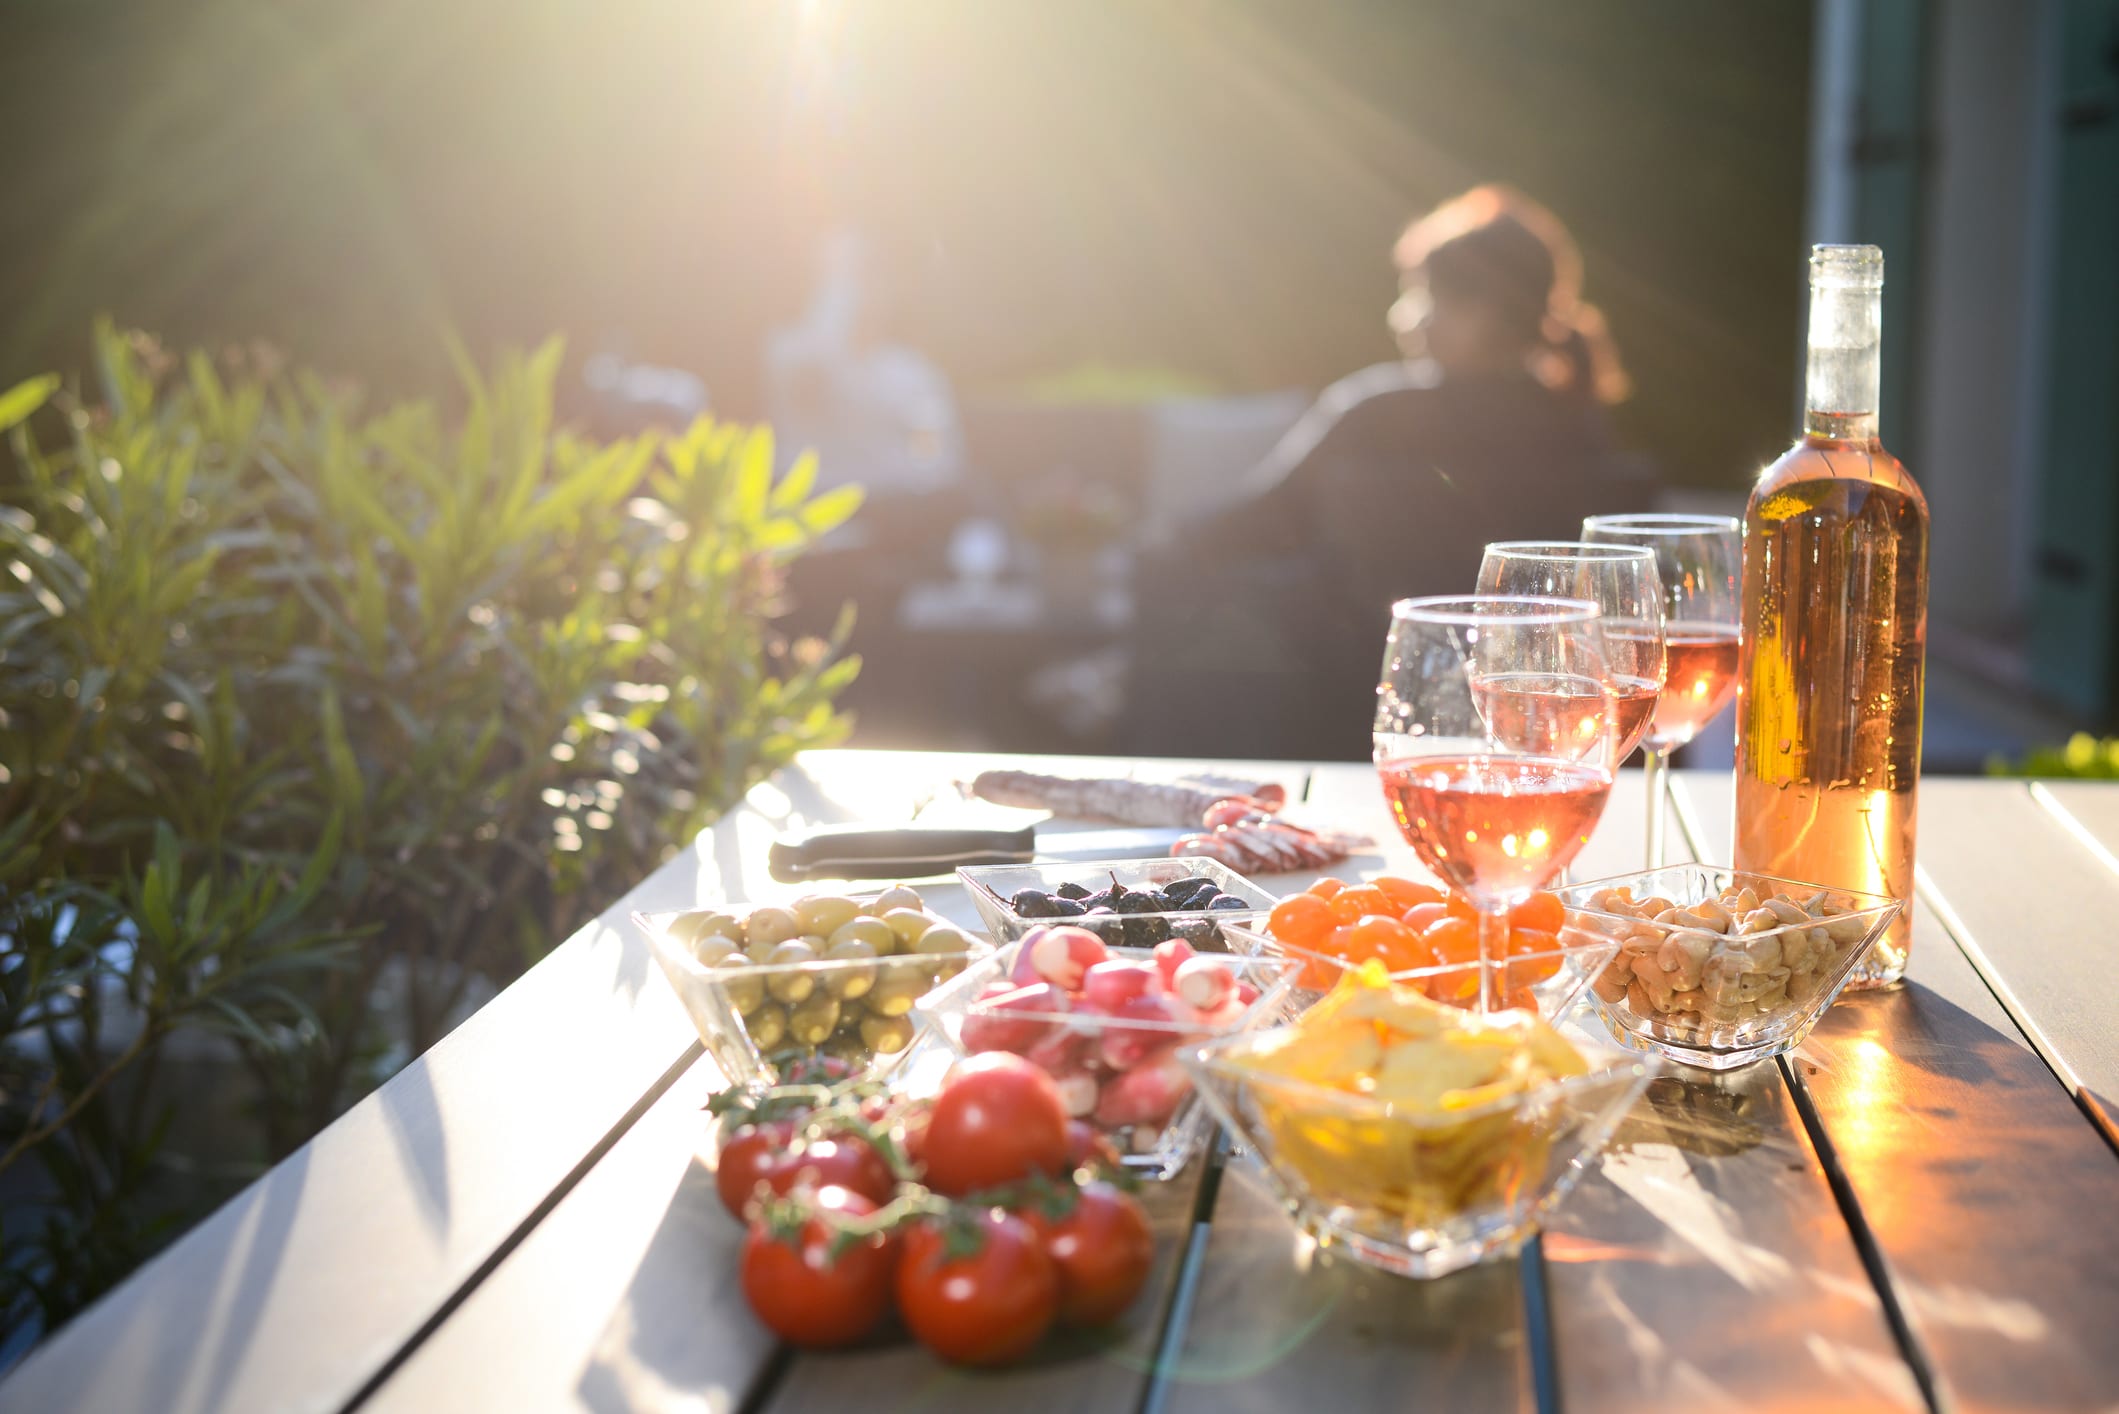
left=913, top=925, right=1300, bottom=1179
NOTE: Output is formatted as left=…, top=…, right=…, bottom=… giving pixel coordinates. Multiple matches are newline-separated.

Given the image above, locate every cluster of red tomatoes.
left=718, top=1052, right=1156, bottom=1365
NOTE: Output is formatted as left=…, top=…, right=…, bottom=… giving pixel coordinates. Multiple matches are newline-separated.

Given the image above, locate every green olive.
left=764, top=940, right=818, bottom=1003
left=822, top=1029, right=869, bottom=1061
left=793, top=894, right=862, bottom=937
left=872, top=885, right=924, bottom=915
left=712, top=954, right=766, bottom=1014
left=829, top=917, right=899, bottom=955
left=914, top=925, right=976, bottom=958
left=745, top=906, right=801, bottom=947
left=787, top=993, right=842, bottom=1046
left=745, top=1003, right=788, bottom=1051
left=823, top=938, right=879, bottom=998
left=860, top=1013, right=915, bottom=1054
left=865, top=974, right=927, bottom=1018
left=881, top=908, right=934, bottom=949
left=672, top=910, right=744, bottom=945
left=688, top=935, right=741, bottom=966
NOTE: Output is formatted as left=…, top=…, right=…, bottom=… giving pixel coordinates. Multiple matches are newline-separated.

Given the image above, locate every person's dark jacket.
left=1125, top=362, right=1654, bottom=760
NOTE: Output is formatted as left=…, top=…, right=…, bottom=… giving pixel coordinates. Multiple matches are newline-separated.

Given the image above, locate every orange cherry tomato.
left=1306, top=877, right=1347, bottom=899
left=1373, top=876, right=1445, bottom=911
left=1346, top=914, right=1414, bottom=966
left=1420, top=916, right=1484, bottom=1005
left=1329, top=884, right=1393, bottom=925
left=1399, top=902, right=1450, bottom=935
left=1444, top=890, right=1480, bottom=921
left=1268, top=893, right=1334, bottom=950
left=1510, top=891, right=1565, bottom=935
left=1505, top=926, right=1562, bottom=990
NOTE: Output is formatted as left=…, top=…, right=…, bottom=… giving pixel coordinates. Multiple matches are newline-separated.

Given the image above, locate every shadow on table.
left=575, top=1148, right=774, bottom=1414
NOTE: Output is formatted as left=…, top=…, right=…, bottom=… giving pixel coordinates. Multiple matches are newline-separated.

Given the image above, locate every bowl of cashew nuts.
left=1553, top=865, right=1903, bottom=1070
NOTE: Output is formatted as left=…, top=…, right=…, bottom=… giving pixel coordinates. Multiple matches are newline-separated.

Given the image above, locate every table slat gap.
left=1134, top=1140, right=1227, bottom=1414
left=339, top=1040, right=709, bottom=1414
left=1516, top=1237, right=1561, bottom=1414
left=1772, top=1053, right=1946, bottom=1414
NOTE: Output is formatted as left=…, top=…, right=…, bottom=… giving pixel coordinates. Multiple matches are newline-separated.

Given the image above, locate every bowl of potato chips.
left=1182, top=960, right=1658, bottom=1278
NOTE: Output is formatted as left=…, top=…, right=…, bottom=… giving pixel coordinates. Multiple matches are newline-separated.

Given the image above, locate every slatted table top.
left=6, top=751, right=2118, bottom=1414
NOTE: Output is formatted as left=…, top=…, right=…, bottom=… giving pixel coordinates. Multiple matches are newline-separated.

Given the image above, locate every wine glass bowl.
left=1477, top=542, right=1666, bottom=763
left=1580, top=513, right=1743, bottom=865
left=1374, top=596, right=1622, bottom=1010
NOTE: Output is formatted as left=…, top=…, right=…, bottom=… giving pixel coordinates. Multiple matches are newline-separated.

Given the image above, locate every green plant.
left=1987, top=733, right=2119, bottom=780
left=0, top=324, right=861, bottom=1339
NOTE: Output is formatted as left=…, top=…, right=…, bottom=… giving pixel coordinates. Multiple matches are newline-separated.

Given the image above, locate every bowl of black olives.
left=955, top=858, right=1279, bottom=952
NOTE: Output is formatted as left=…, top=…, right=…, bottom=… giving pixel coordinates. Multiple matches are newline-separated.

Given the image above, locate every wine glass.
left=1580, top=513, right=1743, bottom=866
left=1477, top=543, right=1666, bottom=763
left=1374, top=596, right=1622, bottom=1012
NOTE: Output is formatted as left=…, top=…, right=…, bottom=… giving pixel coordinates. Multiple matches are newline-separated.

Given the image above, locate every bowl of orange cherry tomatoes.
left=1223, top=874, right=1620, bottom=1019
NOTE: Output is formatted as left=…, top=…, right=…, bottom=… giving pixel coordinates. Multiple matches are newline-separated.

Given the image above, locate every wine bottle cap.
left=1810, top=244, right=1884, bottom=291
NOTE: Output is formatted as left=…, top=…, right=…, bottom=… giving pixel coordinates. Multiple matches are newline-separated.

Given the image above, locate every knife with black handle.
left=767, top=823, right=1038, bottom=882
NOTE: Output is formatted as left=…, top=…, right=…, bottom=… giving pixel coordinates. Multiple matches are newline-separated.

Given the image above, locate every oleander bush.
left=1988, top=733, right=2119, bottom=780
left=0, top=323, right=860, bottom=1339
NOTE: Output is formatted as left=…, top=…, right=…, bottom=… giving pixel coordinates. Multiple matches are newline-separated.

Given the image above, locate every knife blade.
left=767, top=823, right=1038, bottom=882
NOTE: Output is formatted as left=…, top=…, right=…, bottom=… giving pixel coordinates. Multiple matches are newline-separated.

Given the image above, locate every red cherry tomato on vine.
left=740, top=1185, right=895, bottom=1349
left=715, top=1119, right=797, bottom=1218
left=761, top=1133, right=897, bottom=1209
left=896, top=1209, right=1059, bottom=1365
left=922, top=1053, right=1070, bottom=1196
left=1042, top=1181, right=1155, bottom=1326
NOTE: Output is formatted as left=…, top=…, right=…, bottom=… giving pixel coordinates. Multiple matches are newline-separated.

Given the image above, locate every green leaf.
left=796, top=484, right=864, bottom=539
left=318, top=685, right=366, bottom=820
left=0, top=374, right=58, bottom=435
left=768, top=449, right=818, bottom=511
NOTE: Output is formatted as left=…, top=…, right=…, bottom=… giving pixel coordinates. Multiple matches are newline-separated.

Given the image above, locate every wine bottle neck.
left=1803, top=246, right=1883, bottom=442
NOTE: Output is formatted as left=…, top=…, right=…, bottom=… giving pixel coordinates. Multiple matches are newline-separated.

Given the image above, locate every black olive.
left=1163, top=878, right=1209, bottom=905
left=1174, top=918, right=1226, bottom=951
left=1082, top=889, right=1117, bottom=911
left=1113, top=892, right=1162, bottom=916
left=1055, top=881, right=1092, bottom=901
left=1208, top=895, right=1250, bottom=912
left=1011, top=888, right=1058, bottom=918
left=1183, top=885, right=1222, bottom=910
left=1050, top=896, right=1088, bottom=917
left=1091, top=920, right=1126, bottom=946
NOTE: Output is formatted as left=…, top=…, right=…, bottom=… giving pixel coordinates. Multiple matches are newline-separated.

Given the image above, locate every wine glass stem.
left=1642, top=744, right=1669, bottom=868
left=1475, top=904, right=1510, bottom=1014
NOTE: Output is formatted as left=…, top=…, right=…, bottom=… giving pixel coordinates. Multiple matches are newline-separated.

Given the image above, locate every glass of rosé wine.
left=1580, top=513, right=1743, bottom=866
left=1374, top=596, right=1622, bottom=1013
left=1477, top=542, right=1666, bottom=764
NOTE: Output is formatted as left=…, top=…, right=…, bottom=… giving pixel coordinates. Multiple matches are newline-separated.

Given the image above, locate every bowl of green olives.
left=636, top=885, right=991, bottom=1088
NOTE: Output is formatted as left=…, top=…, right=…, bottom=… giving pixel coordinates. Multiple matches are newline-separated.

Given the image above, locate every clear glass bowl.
left=1184, top=1025, right=1655, bottom=1278
left=636, top=900, right=990, bottom=1089
left=913, top=944, right=1300, bottom=1179
left=1221, top=921, right=1617, bottom=1021
left=1553, top=864, right=1902, bottom=1071
left=956, top=856, right=1277, bottom=952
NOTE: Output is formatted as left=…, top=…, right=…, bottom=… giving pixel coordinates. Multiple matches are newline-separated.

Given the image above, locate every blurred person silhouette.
left=765, top=228, right=964, bottom=499
left=1125, top=184, right=1651, bottom=760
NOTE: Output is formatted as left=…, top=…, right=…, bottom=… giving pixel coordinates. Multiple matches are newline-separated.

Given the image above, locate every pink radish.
left=1008, top=927, right=1053, bottom=986
left=1024, top=1026, right=1092, bottom=1078
left=1081, top=960, right=1158, bottom=1013
left=960, top=983, right=1068, bottom=1054
left=1028, top=926, right=1111, bottom=991
left=1095, top=1049, right=1192, bottom=1129
left=1053, top=1072, right=1099, bottom=1118
left=1152, top=938, right=1197, bottom=989
left=1097, top=993, right=1181, bottom=1069
left=1234, top=979, right=1261, bottom=1008
left=1173, top=956, right=1234, bottom=1012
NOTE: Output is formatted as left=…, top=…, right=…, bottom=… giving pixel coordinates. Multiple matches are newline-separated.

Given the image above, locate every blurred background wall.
left=0, top=0, right=1813, bottom=490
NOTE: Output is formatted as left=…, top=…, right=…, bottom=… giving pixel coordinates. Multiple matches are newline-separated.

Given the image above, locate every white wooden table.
left=5, top=751, right=2117, bottom=1413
